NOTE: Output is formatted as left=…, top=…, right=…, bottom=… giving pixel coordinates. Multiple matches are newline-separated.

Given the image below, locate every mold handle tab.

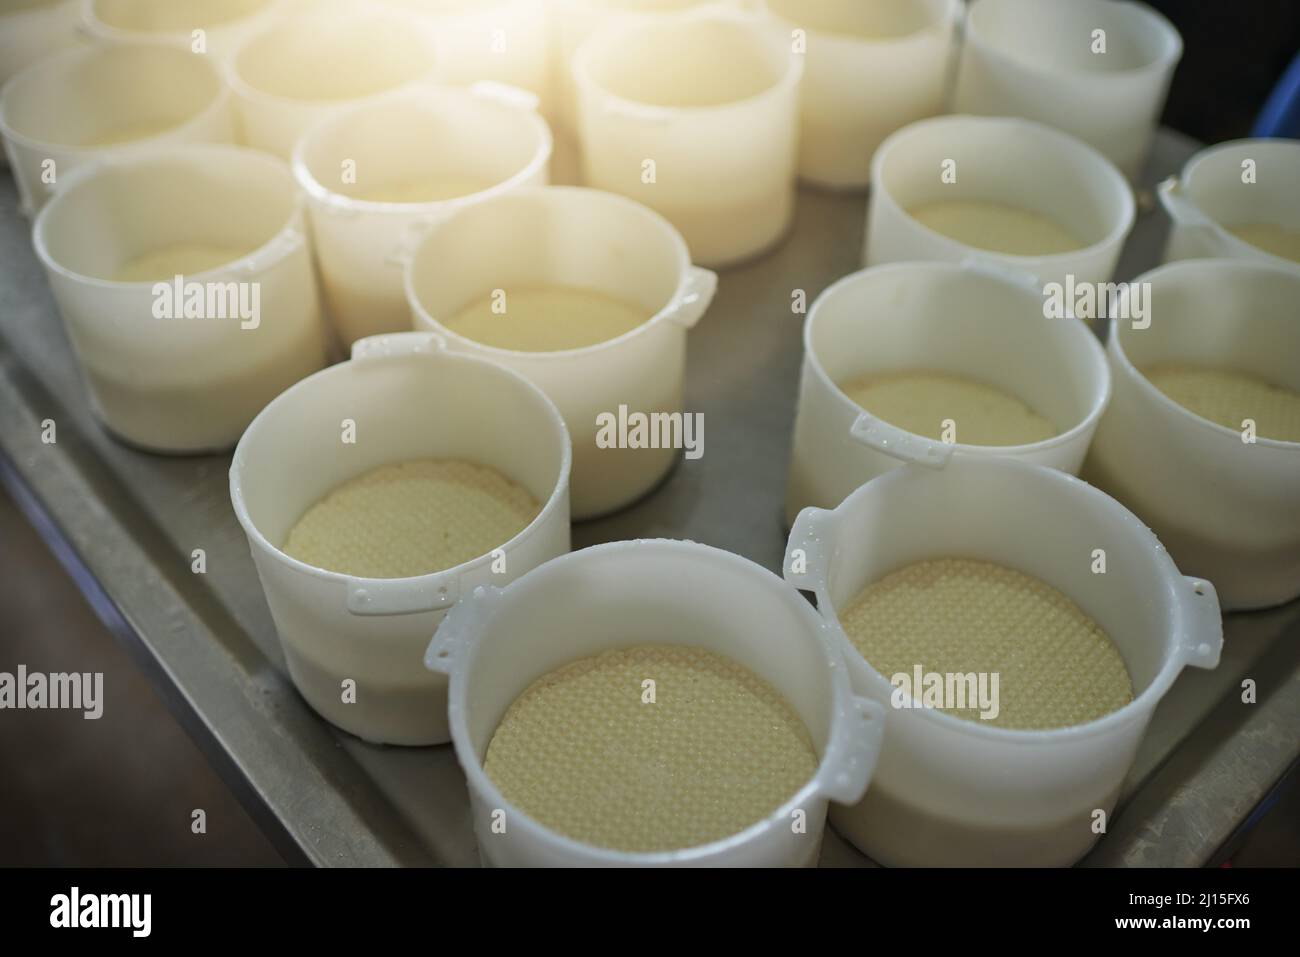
left=424, top=584, right=504, bottom=674
left=661, top=266, right=718, bottom=330
left=347, top=573, right=460, bottom=618
left=385, top=214, right=451, bottom=269
left=850, top=410, right=955, bottom=468
left=1157, top=175, right=1219, bottom=235
left=785, top=506, right=831, bottom=591
left=1178, top=576, right=1224, bottom=670
left=817, top=695, right=887, bottom=805
left=350, top=330, right=447, bottom=362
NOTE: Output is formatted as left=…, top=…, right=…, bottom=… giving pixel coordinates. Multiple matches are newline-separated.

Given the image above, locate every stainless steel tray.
left=1, top=128, right=1296, bottom=867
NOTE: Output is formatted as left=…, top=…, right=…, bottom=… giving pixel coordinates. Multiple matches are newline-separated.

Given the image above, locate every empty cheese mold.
left=406, top=186, right=717, bottom=520
left=294, top=83, right=552, bottom=346
left=226, top=6, right=439, bottom=159
left=786, top=455, right=1223, bottom=867
left=82, top=0, right=285, bottom=59
left=1159, top=138, right=1300, bottom=272
left=760, top=0, right=961, bottom=189
left=230, top=332, right=571, bottom=746
left=0, top=1, right=80, bottom=95
left=785, top=260, right=1110, bottom=526
left=377, top=0, right=554, bottom=116
left=1084, top=259, right=1300, bottom=610
left=426, top=539, right=885, bottom=867
left=864, top=115, right=1135, bottom=288
left=572, top=6, right=802, bottom=266
left=32, top=144, right=326, bottom=452
left=552, top=0, right=737, bottom=136
left=0, top=41, right=235, bottom=215
left=954, top=0, right=1182, bottom=180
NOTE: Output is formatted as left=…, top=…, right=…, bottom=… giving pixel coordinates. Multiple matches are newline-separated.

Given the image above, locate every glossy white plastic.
left=1085, top=259, right=1300, bottom=610
left=406, top=186, right=716, bottom=519
left=761, top=0, right=960, bottom=189
left=294, top=83, right=551, bottom=346
left=864, top=115, right=1135, bottom=288
left=0, top=41, right=235, bottom=215
left=785, top=260, right=1110, bottom=525
left=32, top=145, right=326, bottom=452
left=572, top=6, right=802, bottom=265
left=786, top=456, right=1223, bottom=866
left=427, top=539, right=885, bottom=866
left=954, top=0, right=1181, bottom=179
left=226, top=6, right=439, bottom=159
left=230, top=332, right=571, bottom=746
left=1158, top=138, right=1300, bottom=272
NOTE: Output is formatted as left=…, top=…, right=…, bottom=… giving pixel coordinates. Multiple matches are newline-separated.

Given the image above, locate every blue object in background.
left=1252, top=49, right=1300, bottom=137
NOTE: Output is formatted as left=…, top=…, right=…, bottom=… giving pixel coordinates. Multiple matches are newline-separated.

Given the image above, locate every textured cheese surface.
left=1146, top=364, right=1300, bottom=442
left=115, top=243, right=253, bottom=282
left=283, top=458, right=540, bottom=578
left=908, top=199, right=1084, bottom=256
left=841, top=370, right=1057, bottom=446
left=841, top=558, right=1132, bottom=730
left=483, top=644, right=818, bottom=853
left=1226, top=222, right=1300, bottom=263
left=444, top=285, right=648, bottom=352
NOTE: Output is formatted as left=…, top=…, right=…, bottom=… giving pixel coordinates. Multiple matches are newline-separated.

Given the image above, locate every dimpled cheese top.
left=908, top=199, right=1085, bottom=256
left=115, top=243, right=254, bottom=282
left=1145, top=365, right=1300, bottom=442
left=841, top=558, right=1133, bottom=730
left=840, top=371, right=1057, bottom=446
left=283, top=459, right=540, bottom=578
left=444, top=285, right=649, bottom=352
left=1226, top=222, right=1300, bottom=264
left=483, top=643, right=819, bottom=852
left=351, top=176, right=493, bottom=203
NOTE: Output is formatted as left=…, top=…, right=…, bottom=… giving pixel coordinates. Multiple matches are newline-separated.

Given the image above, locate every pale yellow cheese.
left=444, top=284, right=649, bottom=352
left=840, top=370, right=1057, bottom=446
left=115, top=243, right=253, bottom=282
left=483, top=643, right=818, bottom=852
left=908, top=199, right=1084, bottom=256
left=841, top=558, right=1132, bottom=730
left=1145, top=365, right=1300, bottom=442
left=283, top=458, right=540, bottom=578
left=82, top=119, right=183, bottom=147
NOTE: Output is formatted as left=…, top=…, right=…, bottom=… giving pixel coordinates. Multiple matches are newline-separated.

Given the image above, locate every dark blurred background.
left=0, top=485, right=282, bottom=866
left=1149, top=0, right=1300, bottom=142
